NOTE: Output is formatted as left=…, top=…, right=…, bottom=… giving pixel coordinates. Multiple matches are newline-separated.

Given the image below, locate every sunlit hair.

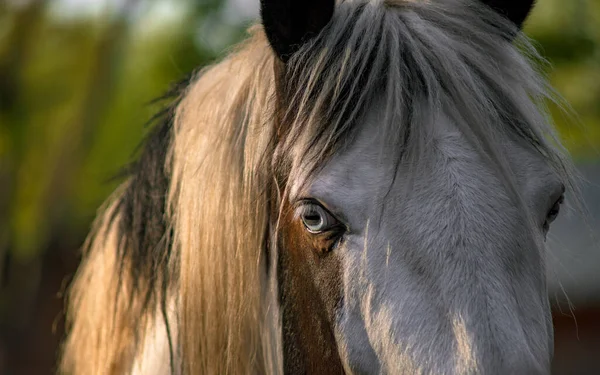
left=60, top=0, right=578, bottom=374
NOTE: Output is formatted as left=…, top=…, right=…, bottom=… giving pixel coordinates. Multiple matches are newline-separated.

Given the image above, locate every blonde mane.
left=60, top=1, right=578, bottom=374
left=61, top=29, right=284, bottom=374
left=168, top=30, right=282, bottom=374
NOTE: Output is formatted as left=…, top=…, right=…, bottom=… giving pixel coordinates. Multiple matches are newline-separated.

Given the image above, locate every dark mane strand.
left=112, top=75, right=191, bottom=333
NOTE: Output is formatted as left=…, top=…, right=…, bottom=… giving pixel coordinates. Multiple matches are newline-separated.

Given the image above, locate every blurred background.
left=0, top=0, right=598, bottom=373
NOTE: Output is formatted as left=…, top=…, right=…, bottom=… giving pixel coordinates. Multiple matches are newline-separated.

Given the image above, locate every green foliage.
left=527, top=0, right=600, bottom=160
left=0, top=0, right=247, bottom=264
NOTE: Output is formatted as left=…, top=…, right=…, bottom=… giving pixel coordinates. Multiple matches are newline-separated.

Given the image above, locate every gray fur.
left=282, top=0, right=578, bottom=373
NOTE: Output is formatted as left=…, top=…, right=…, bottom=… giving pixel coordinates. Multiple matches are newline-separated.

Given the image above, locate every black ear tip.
left=261, top=0, right=335, bottom=62
left=480, top=0, right=536, bottom=29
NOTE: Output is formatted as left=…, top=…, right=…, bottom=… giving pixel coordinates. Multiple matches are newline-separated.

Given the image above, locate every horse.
left=59, top=0, right=580, bottom=373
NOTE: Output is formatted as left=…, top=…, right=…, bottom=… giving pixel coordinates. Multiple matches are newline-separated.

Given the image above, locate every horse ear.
left=260, top=0, right=335, bottom=62
left=479, top=0, right=536, bottom=29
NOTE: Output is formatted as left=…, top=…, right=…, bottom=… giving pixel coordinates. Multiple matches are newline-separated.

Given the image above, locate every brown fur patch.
left=277, top=200, right=345, bottom=374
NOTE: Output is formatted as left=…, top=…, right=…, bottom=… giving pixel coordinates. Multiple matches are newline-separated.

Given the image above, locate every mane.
left=60, top=1, right=578, bottom=374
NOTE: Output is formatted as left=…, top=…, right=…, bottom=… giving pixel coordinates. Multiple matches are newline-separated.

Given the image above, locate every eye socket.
left=296, top=202, right=340, bottom=234
left=543, top=193, right=564, bottom=233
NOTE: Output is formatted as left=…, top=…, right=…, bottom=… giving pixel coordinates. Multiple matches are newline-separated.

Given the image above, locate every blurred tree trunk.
left=44, top=8, right=132, bottom=238
left=0, top=0, right=48, bottom=308
left=0, top=0, right=139, bottom=335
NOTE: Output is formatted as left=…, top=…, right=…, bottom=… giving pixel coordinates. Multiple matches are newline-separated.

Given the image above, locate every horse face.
left=280, top=104, right=564, bottom=373
left=262, top=0, right=565, bottom=373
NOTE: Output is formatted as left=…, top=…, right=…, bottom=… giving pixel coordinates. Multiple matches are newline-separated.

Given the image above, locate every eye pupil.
left=298, top=203, right=338, bottom=234
left=304, top=214, right=322, bottom=225
left=302, top=210, right=324, bottom=231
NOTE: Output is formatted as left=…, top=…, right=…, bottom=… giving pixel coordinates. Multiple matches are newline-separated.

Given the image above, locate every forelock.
left=275, top=0, right=577, bottom=210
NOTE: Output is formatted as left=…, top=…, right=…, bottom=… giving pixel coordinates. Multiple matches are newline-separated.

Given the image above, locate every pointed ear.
left=479, top=0, right=536, bottom=29
left=260, top=0, right=335, bottom=62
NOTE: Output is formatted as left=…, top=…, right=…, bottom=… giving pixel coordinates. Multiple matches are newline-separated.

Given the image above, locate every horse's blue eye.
left=298, top=203, right=338, bottom=234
